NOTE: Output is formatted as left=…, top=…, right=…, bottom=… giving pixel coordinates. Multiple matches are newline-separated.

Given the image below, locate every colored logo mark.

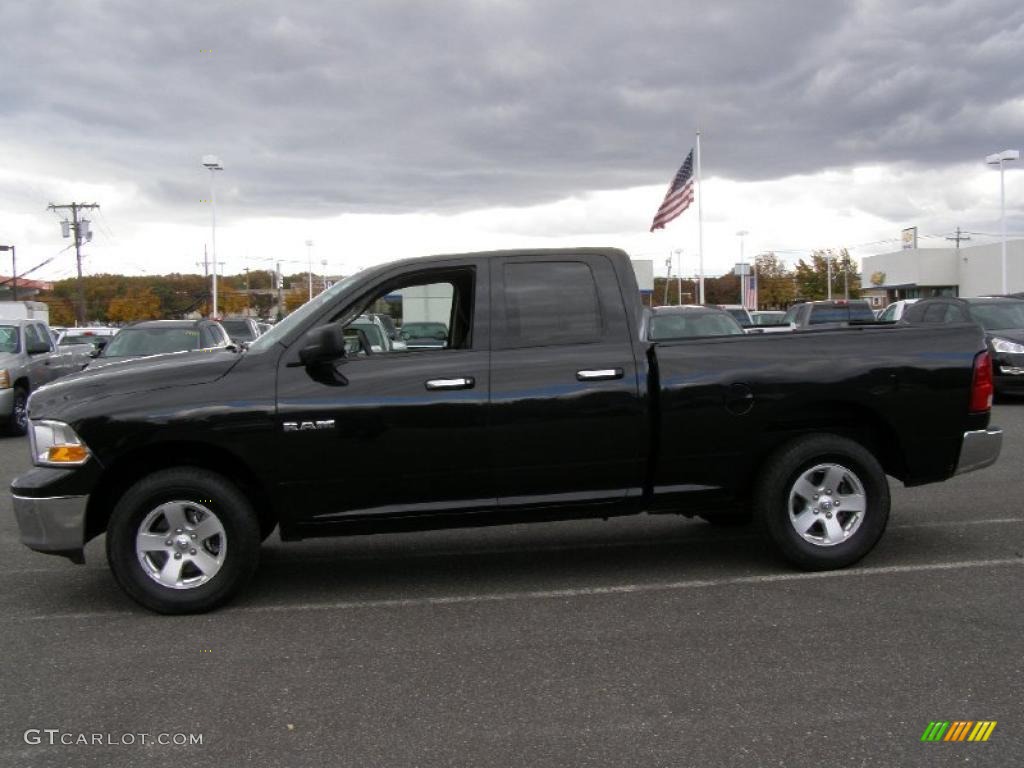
left=921, top=721, right=997, bottom=742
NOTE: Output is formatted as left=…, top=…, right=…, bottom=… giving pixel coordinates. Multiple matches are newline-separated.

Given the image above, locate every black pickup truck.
left=11, top=248, right=1002, bottom=613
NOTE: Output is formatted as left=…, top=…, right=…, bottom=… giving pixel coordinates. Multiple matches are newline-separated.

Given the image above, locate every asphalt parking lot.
left=1, top=406, right=1022, bottom=768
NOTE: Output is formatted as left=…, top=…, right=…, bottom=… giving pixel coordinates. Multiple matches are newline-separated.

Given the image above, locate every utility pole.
left=244, top=267, right=251, bottom=317
left=197, top=244, right=209, bottom=276
left=306, top=240, right=314, bottom=301
left=48, top=202, right=99, bottom=325
left=663, top=257, right=671, bottom=305
left=945, top=225, right=971, bottom=265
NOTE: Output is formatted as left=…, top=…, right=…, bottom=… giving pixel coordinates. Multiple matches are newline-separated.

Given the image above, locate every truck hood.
left=28, top=350, right=243, bottom=418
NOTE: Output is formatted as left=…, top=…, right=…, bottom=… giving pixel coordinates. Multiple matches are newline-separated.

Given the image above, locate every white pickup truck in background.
left=0, top=316, right=93, bottom=435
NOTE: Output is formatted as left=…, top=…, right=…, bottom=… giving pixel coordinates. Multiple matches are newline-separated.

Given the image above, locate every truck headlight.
left=0, top=369, right=9, bottom=389
left=992, top=337, right=1024, bottom=354
left=29, top=420, right=91, bottom=466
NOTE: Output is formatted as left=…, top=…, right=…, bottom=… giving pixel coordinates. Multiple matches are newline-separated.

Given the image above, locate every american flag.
left=745, top=271, right=758, bottom=310
left=650, top=149, right=695, bottom=231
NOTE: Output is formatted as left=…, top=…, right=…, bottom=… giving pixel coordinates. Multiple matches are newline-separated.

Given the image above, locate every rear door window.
left=23, top=323, right=48, bottom=352
left=501, top=261, right=602, bottom=347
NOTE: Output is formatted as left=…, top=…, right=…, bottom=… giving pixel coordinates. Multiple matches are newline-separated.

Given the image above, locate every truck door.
left=275, top=259, right=494, bottom=528
left=22, top=323, right=59, bottom=385
left=489, top=254, right=646, bottom=509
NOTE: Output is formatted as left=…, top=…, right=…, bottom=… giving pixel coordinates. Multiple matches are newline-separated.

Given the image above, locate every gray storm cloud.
left=1, top=0, right=1021, bottom=226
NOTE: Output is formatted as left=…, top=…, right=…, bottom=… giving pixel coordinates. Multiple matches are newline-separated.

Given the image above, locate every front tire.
left=5, top=386, right=28, bottom=436
left=106, top=468, right=260, bottom=614
left=754, top=434, right=890, bottom=570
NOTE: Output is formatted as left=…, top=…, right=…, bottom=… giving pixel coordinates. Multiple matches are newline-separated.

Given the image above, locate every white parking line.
left=0, top=516, right=1021, bottom=574
left=6, top=556, right=1022, bottom=622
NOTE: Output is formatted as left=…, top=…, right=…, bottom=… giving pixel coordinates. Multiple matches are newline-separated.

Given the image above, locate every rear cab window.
left=492, top=254, right=631, bottom=349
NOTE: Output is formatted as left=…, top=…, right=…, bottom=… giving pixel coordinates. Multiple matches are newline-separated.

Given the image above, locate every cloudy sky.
left=1, top=0, right=1022, bottom=285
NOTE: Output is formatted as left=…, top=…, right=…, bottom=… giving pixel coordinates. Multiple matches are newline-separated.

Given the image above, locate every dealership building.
left=859, top=238, right=1024, bottom=308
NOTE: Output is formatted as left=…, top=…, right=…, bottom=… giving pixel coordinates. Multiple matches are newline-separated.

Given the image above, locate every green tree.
left=795, top=249, right=861, bottom=301
left=754, top=252, right=796, bottom=309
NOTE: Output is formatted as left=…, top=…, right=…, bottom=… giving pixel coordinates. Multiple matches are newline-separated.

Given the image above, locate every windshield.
left=0, top=325, right=18, bottom=353
left=649, top=311, right=744, bottom=339
left=101, top=327, right=201, bottom=357
left=752, top=312, right=786, bottom=326
left=60, top=333, right=109, bottom=346
left=349, top=322, right=386, bottom=349
left=970, top=301, right=1024, bottom=330
left=247, top=271, right=365, bottom=353
left=809, top=303, right=876, bottom=324
left=219, top=320, right=256, bottom=341
left=401, top=321, right=448, bottom=340
left=724, top=309, right=752, bottom=328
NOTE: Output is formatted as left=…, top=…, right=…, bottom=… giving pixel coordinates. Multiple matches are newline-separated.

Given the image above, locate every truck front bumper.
left=12, top=494, right=88, bottom=563
left=955, top=428, right=1003, bottom=476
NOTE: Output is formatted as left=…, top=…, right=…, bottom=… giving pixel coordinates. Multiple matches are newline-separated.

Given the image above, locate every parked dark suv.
left=903, top=296, right=1024, bottom=396
left=87, top=320, right=233, bottom=369
left=782, top=300, right=876, bottom=330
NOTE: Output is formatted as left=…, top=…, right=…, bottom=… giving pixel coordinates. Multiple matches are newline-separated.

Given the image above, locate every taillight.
left=969, top=351, right=994, bottom=413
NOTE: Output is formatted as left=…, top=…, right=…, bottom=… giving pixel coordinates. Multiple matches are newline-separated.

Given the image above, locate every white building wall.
left=956, top=240, right=1024, bottom=296
left=861, top=239, right=1024, bottom=297
left=398, top=283, right=454, bottom=324
left=631, top=259, right=654, bottom=293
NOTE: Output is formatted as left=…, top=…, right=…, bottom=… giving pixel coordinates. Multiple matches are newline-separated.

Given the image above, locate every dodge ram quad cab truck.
left=11, top=248, right=1002, bottom=614
left=1, top=318, right=91, bottom=435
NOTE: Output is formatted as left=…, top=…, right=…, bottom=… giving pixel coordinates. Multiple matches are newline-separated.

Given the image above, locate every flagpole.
left=696, top=130, right=705, bottom=304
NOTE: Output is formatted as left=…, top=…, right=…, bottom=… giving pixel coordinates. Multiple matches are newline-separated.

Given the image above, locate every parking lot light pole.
left=202, top=155, right=224, bottom=317
left=986, top=149, right=1020, bottom=294
left=736, top=230, right=748, bottom=306
left=0, top=245, right=14, bottom=301
left=306, top=240, right=314, bottom=301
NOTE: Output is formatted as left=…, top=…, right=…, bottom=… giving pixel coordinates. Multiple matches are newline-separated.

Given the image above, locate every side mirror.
left=299, top=324, right=347, bottom=365
left=27, top=340, right=51, bottom=354
left=89, top=348, right=101, bottom=358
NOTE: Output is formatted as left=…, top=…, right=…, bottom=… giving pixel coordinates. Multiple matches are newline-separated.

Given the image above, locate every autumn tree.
left=38, top=295, right=76, bottom=326
left=218, top=290, right=250, bottom=317
left=107, top=287, right=161, bottom=323
left=284, top=290, right=307, bottom=313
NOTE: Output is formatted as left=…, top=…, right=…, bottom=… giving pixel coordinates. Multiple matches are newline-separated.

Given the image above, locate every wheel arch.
left=757, top=399, right=906, bottom=482
left=85, top=442, right=276, bottom=542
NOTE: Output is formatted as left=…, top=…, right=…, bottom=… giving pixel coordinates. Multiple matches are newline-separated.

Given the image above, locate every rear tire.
left=106, top=468, right=260, bottom=614
left=754, top=434, right=889, bottom=570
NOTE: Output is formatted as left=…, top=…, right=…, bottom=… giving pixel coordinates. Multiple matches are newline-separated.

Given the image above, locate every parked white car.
left=878, top=299, right=919, bottom=322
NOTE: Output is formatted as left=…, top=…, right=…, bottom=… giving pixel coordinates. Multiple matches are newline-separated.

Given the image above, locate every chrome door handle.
left=425, top=377, right=475, bottom=390
left=576, top=368, right=624, bottom=381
